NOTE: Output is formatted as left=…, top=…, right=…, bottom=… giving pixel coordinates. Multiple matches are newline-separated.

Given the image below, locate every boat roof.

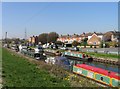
left=76, top=64, right=120, bottom=80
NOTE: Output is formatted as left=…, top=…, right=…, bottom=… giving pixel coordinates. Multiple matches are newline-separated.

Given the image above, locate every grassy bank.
left=84, top=52, right=119, bottom=60
left=2, top=48, right=70, bottom=87
left=2, top=48, right=100, bottom=87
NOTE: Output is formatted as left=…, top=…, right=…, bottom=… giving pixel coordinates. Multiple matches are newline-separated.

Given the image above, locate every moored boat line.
left=4, top=47, right=119, bottom=86
left=44, top=49, right=119, bottom=66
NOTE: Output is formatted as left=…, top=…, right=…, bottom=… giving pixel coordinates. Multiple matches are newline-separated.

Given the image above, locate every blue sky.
left=2, top=2, right=118, bottom=39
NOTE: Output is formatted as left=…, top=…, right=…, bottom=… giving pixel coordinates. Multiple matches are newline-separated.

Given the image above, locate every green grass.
left=2, top=48, right=70, bottom=87
left=2, top=48, right=100, bottom=87
left=84, top=52, right=119, bottom=60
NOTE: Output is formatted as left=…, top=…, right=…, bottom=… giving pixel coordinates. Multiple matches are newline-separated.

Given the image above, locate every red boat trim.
left=76, top=64, right=120, bottom=80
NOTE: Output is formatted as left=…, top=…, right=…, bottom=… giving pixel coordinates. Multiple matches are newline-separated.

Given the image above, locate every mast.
left=5, top=32, right=7, bottom=43
left=25, top=28, right=27, bottom=40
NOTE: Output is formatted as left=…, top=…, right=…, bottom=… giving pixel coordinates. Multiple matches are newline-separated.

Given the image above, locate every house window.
left=93, top=42, right=96, bottom=45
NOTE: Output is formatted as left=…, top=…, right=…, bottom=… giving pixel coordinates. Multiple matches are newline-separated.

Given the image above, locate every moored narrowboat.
left=63, top=51, right=93, bottom=62
left=73, top=64, right=120, bottom=87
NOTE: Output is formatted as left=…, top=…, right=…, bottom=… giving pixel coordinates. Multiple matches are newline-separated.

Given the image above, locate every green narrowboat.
left=63, top=51, right=93, bottom=62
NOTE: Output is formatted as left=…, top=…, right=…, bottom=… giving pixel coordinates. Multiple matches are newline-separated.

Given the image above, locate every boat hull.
left=73, top=65, right=119, bottom=87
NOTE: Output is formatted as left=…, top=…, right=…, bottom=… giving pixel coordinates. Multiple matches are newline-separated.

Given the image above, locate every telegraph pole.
left=5, top=32, right=7, bottom=44
left=24, top=28, right=27, bottom=46
left=25, top=28, right=27, bottom=40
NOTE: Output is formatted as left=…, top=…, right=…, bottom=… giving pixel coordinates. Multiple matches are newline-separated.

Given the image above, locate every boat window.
left=35, top=54, right=40, bottom=57
left=100, top=77, right=103, bottom=81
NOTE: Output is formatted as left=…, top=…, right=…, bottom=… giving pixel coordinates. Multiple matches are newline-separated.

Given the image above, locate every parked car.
left=73, top=47, right=79, bottom=51
left=60, top=47, right=68, bottom=50
left=69, top=47, right=79, bottom=51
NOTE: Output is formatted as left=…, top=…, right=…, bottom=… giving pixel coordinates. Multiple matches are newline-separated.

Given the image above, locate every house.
left=28, top=36, right=38, bottom=45
left=88, top=32, right=103, bottom=40
left=87, top=33, right=103, bottom=45
left=57, top=34, right=82, bottom=43
left=103, top=31, right=120, bottom=42
left=79, top=32, right=93, bottom=39
left=57, top=32, right=100, bottom=44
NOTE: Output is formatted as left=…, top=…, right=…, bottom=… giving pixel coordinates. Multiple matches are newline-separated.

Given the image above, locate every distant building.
left=87, top=33, right=103, bottom=45
left=57, top=34, right=82, bottom=43
left=103, top=31, right=120, bottom=42
left=57, top=32, right=96, bottom=43
left=28, top=37, right=32, bottom=43
left=79, top=32, right=93, bottom=39
left=88, top=32, right=103, bottom=40
left=28, top=36, right=38, bottom=45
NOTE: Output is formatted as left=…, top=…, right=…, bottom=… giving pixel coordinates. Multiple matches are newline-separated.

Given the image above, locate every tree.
left=72, top=41, right=80, bottom=47
left=13, top=38, right=20, bottom=44
left=47, top=32, right=59, bottom=43
left=82, top=38, right=88, bottom=48
left=99, top=41, right=104, bottom=48
left=38, top=33, right=48, bottom=44
left=55, top=41, right=63, bottom=45
left=103, top=32, right=112, bottom=42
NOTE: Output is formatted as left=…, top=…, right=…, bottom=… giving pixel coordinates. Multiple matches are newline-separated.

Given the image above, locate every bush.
left=99, top=41, right=110, bottom=48
left=90, top=45, right=92, bottom=48
left=72, top=41, right=80, bottom=47
left=99, top=41, right=103, bottom=48
left=107, top=42, right=118, bottom=47
left=105, top=42, right=110, bottom=48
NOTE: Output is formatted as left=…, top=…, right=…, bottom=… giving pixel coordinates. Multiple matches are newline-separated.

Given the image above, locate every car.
left=69, top=47, right=79, bottom=51
left=73, top=47, right=79, bottom=51
left=60, top=47, right=68, bottom=50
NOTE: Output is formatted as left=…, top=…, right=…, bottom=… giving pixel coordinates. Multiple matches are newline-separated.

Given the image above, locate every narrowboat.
left=44, top=49, right=56, bottom=56
left=21, top=46, right=46, bottom=60
left=73, top=64, right=120, bottom=87
left=45, top=56, right=70, bottom=70
left=55, top=56, right=70, bottom=70
left=63, top=51, right=93, bottom=62
left=44, top=49, right=62, bottom=56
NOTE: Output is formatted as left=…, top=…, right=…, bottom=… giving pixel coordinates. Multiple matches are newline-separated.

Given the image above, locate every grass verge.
left=2, top=48, right=70, bottom=87
left=2, top=48, right=100, bottom=87
left=84, top=52, right=119, bottom=60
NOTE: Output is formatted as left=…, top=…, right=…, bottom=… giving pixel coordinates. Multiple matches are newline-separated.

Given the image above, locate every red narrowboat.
left=73, top=64, right=120, bottom=87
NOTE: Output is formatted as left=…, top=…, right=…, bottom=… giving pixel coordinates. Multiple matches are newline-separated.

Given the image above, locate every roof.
left=80, top=32, right=93, bottom=37
left=76, top=64, right=120, bottom=80
left=104, top=31, right=120, bottom=36
left=87, top=33, right=101, bottom=45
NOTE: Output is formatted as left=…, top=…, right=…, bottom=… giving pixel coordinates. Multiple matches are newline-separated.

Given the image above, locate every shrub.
left=72, top=41, right=80, bottom=47
left=90, top=45, right=92, bottom=48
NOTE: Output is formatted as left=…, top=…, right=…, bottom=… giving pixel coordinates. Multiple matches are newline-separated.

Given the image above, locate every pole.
left=25, top=28, right=27, bottom=40
left=5, top=32, right=7, bottom=44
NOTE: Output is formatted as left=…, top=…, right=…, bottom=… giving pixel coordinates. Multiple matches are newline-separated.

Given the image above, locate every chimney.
left=83, top=32, right=85, bottom=35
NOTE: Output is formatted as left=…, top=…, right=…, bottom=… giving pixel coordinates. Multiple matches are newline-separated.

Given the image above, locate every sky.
left=2, top=2, right=118, bottom=39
